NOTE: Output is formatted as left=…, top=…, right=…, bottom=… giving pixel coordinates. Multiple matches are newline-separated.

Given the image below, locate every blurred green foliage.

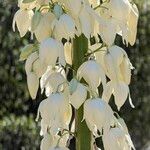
left=0, top=0, right=149, bottom=150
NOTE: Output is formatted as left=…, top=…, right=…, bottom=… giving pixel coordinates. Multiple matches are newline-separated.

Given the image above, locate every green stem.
left=72, top=34, right=91, bottom=150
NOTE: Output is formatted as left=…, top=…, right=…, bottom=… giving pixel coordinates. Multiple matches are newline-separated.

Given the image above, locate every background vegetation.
left=0, top=0, right=149, bottom=149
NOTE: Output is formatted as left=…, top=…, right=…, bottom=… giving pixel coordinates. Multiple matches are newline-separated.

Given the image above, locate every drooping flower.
left=119, top=53, right=134, bottom=85
left=59, top=0, right=82, bottom=19
left=79, top=4, right=95, bottom=39
left=25, top=52, right=45, bottom=99
left=103, top=45, right=133, bottom=84
left=27, top=72, right=39, bottom=99
left=36, top=93, right=72, bottom=136
left=34, top=12, right=55, bottom=42
left=40, top=66, right=66, bottom=97
left=12, top=9, right=34, bottom=37
left=52, top=14, right=76, bottom=41
left=25, top=51, right=46, bottom=77
left=104, top=46, right=124, bottom=81
left=84, top=98, right=115, bottom=134
left=98, top=0, right=139, bottom=46
left=102, top=117, right=135, bottom=150
left=117, top=118, right=135, bottom=150
left=127, top=3, right=139, bottom=46
left=40, top=133, right=58, bottom=150
left=69, top=82, right=87, bottom=109
left=77, top=60, right=106, bottom=91
left=40, top=133, right=69, bottom=150
left=39, top=38, right=66, bottom=67
left=102, top=81, right=135, bottom=110
left=102, top=127, right=128, bottom=150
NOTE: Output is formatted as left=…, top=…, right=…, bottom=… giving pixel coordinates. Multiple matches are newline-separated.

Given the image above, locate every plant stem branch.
left=72, top=34, right=91, bottom=150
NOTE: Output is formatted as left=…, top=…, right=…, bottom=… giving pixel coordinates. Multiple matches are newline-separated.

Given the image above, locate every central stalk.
left=72, top=34, right=91, bottom=150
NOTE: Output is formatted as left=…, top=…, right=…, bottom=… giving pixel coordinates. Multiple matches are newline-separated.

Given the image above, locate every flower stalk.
left=73, top=34, right=91, bottom=150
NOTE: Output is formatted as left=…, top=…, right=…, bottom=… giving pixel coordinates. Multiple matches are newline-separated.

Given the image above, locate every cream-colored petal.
left=25, top=52, right=38, bottom=74
left=27, top=72, right=39, bottom=99
left=102, top=81, right=113, bottom=103
left=113, top=81, right=129, bottom=110
left=70, top=83, right=87, bottom=109
left=34, top=12, right=55, bottom=42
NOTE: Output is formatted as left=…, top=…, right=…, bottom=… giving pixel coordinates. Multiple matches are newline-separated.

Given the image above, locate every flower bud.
left=84, top=98, right=115, bottom=133
left=37, top=93, right=71, bottom=136
left=53, top=14, right=76, bottom=41
left=77, top=60, right=106, bottom=91
left=13, top=9, right=33, bottom=37
left=39, top=38, right=66, bottom=67
left=102, top=81, right=135, bottom=110
left=40, top=133, right=57, bottom=150
left=60, top=0, right=82, bottom=19
left=27, top=72, right=39, bottom=99
left=79, top=5, right=94, bottom=39
left=70, top=82, right=87, bottom=109
left=34, top=12, right=55, bottom=42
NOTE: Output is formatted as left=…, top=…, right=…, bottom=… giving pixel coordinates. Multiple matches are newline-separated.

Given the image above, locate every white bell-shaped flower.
left=119, top=53, right=133, bottom=85
left=12, top=9, right=33, bottom=37
left=77, top=60, right=106, bottom=91
left=99, top=19, right=117, bottom=46
left=104, top=47, right=123, bottom=82
left=102, top=81, right=135, bottom=110
left=39, top=38, right=66, bottom=67
left=69, top=82, right=87, bottom=109
left=25, top=52, right=42, bottom=99
left=105, top=0, right=131, bottom=23
left=40, top=133, right=69, bottom=150
left=96, top=0, right=139, bottom=46
left=117, top=118, right=135, bottom=150
left=106, top=45, right=133, bottom=83
left=36, top=93, right=71, bottom=136
left=25, top=52, right=46, bottom=78
left=27, top=72, right=39, bottom=99
left=42, top=72, right=66, bottom=97
left=84, top=98, right=115, bottom=133
left=98, top=6, right=118, bottom=46
left=40, top=133, right=58, bottom=150
left=34, top=12, right=55, bottom=42
left=102, top=127, right=129, bottom=150
left=79, top=3, right=116, bottom=46
left=53, top=14, right=76, bottom=41
left=104, top=45, right=133, bottom=84
left=113, top=81, right=131, bottom=110
left=79, top=4, right=96, bottom=39
left=60, top=0, right=82, bottom=19
left=102, top=119, right=135, bottom=150
left=40, top=66, right=66, bottom=97
left=32, top=58, right=47, bottom=78
left=127, top=3, right=139, bottom=46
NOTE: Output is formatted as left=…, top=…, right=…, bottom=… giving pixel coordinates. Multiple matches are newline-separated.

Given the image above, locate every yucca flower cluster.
left=13, top=0, right=139, bottom=149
